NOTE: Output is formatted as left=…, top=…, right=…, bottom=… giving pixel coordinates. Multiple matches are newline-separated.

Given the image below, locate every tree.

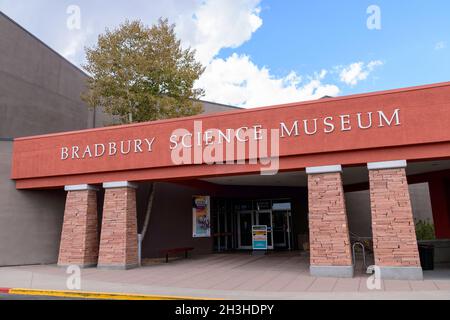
left=82, top=19, right=206, bottom=265
left=82, top=18, right=205, bottom=124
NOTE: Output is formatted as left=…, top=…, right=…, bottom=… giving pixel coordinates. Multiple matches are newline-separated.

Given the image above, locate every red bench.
left=160, top=247, right=194, bottom=263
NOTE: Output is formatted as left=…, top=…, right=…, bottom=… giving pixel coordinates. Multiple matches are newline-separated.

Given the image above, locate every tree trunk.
left=141, top=182, right=155, bottom=240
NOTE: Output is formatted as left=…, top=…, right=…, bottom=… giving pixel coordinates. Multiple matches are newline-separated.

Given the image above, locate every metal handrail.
left=352, top=242, right=367, bottom=270
left=349, top=231, right=372, bottom=242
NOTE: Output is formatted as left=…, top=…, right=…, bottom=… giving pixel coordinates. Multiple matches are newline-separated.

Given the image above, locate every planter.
left=418, top=244, right=435, bottom=271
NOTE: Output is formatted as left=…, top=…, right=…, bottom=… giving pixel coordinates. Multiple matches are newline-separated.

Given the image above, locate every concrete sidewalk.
left=1, top=253, right=450, bottom=300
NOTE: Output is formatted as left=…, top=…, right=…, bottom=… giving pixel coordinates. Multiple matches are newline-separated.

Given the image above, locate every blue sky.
left=231, top=0, right=450, bottom=95
left=0, top=0, right=449, bottom=108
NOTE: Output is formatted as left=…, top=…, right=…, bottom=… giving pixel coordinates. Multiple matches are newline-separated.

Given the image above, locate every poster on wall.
left=192, top=196, right=211, bottom=238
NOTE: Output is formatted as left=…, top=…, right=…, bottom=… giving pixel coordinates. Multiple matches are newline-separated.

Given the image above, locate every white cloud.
left=177, top=0, right=263, bottom=64
left=1, top=1, right=383, bottom=109
left=0, top=0, right=263, bottom=66
left=338, top=60, right=383, bottom=86
left=197, top=54, right=340, bottom=108
left=187, top=1, right=341, bottom=108
left=60, top=27, right=93, bottom=60
left=435, top=41, right=446, bottom=50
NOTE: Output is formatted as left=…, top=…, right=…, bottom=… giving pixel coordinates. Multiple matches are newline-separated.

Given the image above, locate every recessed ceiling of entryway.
left=201, top=160, right=450, bottom=187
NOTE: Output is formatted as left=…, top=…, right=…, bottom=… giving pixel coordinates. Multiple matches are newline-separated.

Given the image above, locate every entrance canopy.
left=11, top=82, right=450, bottom=189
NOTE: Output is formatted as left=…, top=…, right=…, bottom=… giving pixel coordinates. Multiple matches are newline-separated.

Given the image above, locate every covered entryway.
left=211, top=199, right=294, bottom=251
left=10, top=82, right=450, bottom=280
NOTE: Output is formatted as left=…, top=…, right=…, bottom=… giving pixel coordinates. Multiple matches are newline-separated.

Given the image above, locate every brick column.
left=98, top=181, right=139, bottom=270
left=306, top=165, right=353, bottom=278
left=368, top=160, right=423, bottom=280
left=58, top=185, right=99, bottom=268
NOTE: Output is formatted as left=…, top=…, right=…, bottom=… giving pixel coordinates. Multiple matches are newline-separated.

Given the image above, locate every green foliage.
left=415, top=219, right=436, bottom=241
left=82, top=18, right=205, bottom=124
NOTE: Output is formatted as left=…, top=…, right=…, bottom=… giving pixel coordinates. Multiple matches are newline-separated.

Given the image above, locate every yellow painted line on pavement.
left=9, top=288, right=220, bottom=300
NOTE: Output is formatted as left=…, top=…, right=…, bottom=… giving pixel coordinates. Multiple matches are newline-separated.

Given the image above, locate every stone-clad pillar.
left=306, top=165, right=353, bottom=278
left=98, top=181, right=139, bottom=270
left=58, top=185, right=99, bottom=268
left=368, top=160, right=423, bottom=280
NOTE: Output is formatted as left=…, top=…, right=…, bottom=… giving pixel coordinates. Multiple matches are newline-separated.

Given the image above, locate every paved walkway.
left=1, top=252, right=450, bottom=300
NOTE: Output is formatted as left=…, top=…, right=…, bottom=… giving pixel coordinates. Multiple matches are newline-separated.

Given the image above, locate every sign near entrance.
left=252, top=225, right=268, bottom=250
left=192, top=196, right=211, bottom=238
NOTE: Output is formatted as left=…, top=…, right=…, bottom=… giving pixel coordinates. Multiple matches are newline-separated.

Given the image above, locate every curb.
left=2, top=288, right=218, bottom=300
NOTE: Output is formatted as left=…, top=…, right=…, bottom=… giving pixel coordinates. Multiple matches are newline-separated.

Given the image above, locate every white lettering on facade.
left=340, top=115, right=352, bottom=131
left=61, top=147, right=69, bottom=160
left=95, top=144, right=105, bottom=157
left=60, top=108, right=401, bottom=161
left=357, top=112, right=373, bottom=129
left=120, top=140, right=131, bottom=155
left=134, top=139, right=143, bottom=153
left=62, top=138, right=156, bottom=160
left=82, top=145, right=92, bottom=159
left=303, top=119, right=318, bottom=135
left=280, top=121, right=299, bottom=138
left=72, top=146, right=80, bottom=159
left=109, top=142, right=117, bottom=156
left=378, top=109, right=401, bottom=127
left=323, top=116, right=335, bottom=133
left=279, top=109, right=401, bottom=138
left=144, top=138, right=156, bottom=152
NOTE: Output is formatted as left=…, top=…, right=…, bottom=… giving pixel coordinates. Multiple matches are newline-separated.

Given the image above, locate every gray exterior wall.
left=201, top=101, right=241, bottom=114
left=345, top=183, right=434, bottom=239
left=0, top=12, right=96, bottom=138
left=139, top=183, right=214, bottom=258
left=409, top=183, right=434, bottom=223
left=345, top=190, right=372, bottom=239
left=0, top=12, right=95, bottom=266
left=0, top=141, right=65, bottom=265
left=92, top=100, right=240, bottom=127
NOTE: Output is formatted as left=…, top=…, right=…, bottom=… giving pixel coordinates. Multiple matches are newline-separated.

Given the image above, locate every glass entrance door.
left=235, top=200, right=292, bottom=251
left=238, top=211, right=253, bottom=249
left=272, top=211, right=291, bottom=249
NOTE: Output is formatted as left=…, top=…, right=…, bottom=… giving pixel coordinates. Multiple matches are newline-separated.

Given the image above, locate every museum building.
left=2, top=12, right=450, bottom=281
